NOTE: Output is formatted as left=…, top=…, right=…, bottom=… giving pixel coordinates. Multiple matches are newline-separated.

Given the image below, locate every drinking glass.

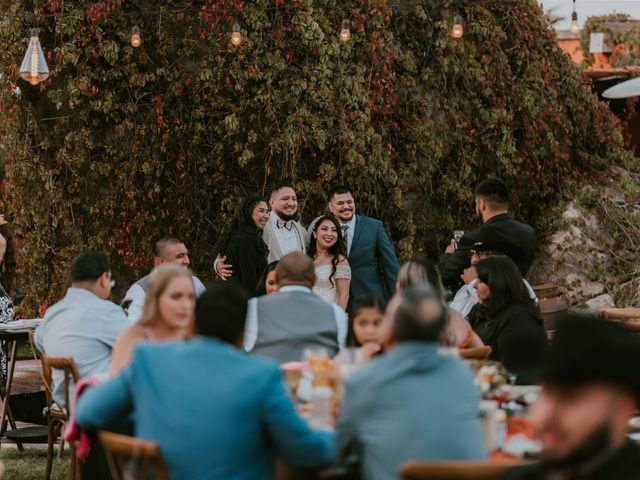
left=453, top=229, right=465, bottom=249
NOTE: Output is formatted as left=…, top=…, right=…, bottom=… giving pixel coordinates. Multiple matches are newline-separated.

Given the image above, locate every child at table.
left=345, top=295, right=387, bottom=362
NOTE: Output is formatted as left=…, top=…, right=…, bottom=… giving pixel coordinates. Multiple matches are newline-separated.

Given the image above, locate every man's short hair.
left=154, top=236, right=183, bottom=257
left=474, top=178, right=509, bottom=209
left=276, top=252, right=315, bottom=286
left=70, top=252, right=110, bottom=283
left=393, top=285, right=447, bottom=343
left=195, top=283, right=250, bottom=344
left=327, top=185, right=352, bottom=201
left=270, top=183, right=295, bottom=200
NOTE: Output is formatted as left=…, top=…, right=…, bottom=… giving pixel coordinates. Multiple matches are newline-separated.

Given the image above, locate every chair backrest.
left=598, top=309, right=640, bottom=334
left=40, top=354, right=80, bottom=414
left=599, top=308, right=640, bottom=321
left=459, top=346, right=492, bottom=361
left=399, top=461, right=522, bottom=480
left=99, top=431, right=169, bottom=480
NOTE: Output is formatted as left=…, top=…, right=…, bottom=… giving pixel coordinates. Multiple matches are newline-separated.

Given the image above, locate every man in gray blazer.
left=336, top=286, right=487, bottom=480
left=309, top=185, right=400, bottom=301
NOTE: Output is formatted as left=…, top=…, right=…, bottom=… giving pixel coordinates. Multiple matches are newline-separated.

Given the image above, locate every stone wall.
left=529, top=166, right=640, bottom=310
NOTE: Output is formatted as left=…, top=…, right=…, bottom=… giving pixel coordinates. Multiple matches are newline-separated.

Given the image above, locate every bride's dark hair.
left=307, top=214, right=346, bottom=286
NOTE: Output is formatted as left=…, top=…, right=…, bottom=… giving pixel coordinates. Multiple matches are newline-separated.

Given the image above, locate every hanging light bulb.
left=450, top=15, right=464, bottom=39
left=131, top=26, right=141, bottom=47
left=231, top=23, right=242, bottom=47
left=19, top=29, right=49, bottom=86
left=340, top=19, right=351, bottom=43
left=570, top=1, right=580, bottom=35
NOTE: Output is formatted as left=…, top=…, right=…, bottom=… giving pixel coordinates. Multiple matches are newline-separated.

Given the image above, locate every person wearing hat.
left=502, top=313, right=640, bottom=479
left=449, top=241, right=537, bottom=318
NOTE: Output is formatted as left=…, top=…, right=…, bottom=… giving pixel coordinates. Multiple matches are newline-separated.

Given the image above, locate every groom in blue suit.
left=325, top=185, right=400, bottom=301
left=75, top=283, right=334, bottom=480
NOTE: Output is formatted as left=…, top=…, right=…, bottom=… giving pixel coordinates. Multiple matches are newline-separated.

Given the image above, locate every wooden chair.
left=599, top=308, right=640, bottom=320
left=99, top=431, right=169, bottom=480
left=598, top=309, right=640, bottom=333
left=30, top=331, right=81, bottom=480
left=399, top=461, right=523, bottom=480
left=460, top=346, right=492, bottom=361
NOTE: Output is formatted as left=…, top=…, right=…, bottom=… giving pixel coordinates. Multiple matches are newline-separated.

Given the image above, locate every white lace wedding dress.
left=313, top=264, right=351, bottom=305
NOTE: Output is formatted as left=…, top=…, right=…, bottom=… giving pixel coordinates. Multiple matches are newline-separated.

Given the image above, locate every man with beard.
left=438, top=178, right=536, bottom=289
left=502, top=313, right=640, bottom=480
left=261, top=184, right=307, bottom=262
left=215, top=184, right=306, bottom=278
left=309, top=185, right=399, bottom=301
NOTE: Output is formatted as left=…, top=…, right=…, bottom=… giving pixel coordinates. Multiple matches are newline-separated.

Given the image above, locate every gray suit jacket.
left=262, top=214, right=306, bottom=263
left=336, top=342, right=487, bottom=480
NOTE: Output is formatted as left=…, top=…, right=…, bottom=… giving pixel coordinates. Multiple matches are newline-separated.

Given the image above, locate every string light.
left=339, top=19, right=351, bottom=42
left=19, top=29, right=49, bottom=86
left=231, top=23, right=242, bottom=47
left=570, top=0, right=580, bottom=35
left=131, top=26, right=142, bottom=47
left=450, top=15, right=464, bottom=39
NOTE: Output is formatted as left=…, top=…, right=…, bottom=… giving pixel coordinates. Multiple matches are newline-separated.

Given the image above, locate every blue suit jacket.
left=336, top=342, right=487, bottom=480
left=76, top=338, right=334, bottom=480
left=349, top=215, right=399, bottom=301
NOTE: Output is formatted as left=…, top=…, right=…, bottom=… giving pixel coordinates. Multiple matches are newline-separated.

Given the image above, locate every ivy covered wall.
left=0, top=0, right=635, bottom=315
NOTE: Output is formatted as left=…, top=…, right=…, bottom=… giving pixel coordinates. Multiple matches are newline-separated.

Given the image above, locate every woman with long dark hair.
left=221, top=196, right=269, bottom=293
left=471, top=256, right=547, bottom=381
left=308, top=214, right=350, bottom=310
left=396, top=257, right=483, bottom=349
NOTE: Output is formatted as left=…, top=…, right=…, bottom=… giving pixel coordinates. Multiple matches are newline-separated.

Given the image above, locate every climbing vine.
left=0, top=0, right=635, bottom=315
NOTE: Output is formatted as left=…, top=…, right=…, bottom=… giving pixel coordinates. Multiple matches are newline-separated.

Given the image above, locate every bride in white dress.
left=308, top=215, right=351, bottom=310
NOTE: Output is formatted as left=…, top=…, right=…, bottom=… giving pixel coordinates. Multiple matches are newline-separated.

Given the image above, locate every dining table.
left=0, top=319, right=42, bottom=449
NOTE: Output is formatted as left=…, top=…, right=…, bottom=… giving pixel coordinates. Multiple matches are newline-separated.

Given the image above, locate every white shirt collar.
left=278, top=285, right=312, bottom=294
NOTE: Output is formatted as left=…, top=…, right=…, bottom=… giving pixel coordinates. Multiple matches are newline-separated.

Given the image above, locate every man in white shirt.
left=215, top=185, right=306, bottom=277
left=122, top=236, right=205, bottom=323
left=244, top=252, right=347, bottom=363
left=35, top=252, right=130, bottom=407
left=449, top=241, right=537, bottom=317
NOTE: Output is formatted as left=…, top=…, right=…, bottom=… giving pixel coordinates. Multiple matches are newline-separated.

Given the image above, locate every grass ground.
left=0, top=447, right=71, bottom=480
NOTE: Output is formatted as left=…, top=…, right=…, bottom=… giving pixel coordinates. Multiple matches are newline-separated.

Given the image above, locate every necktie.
left=342, top=225, right=349, bottom=253
left=277, top=219, right=293, bottom=231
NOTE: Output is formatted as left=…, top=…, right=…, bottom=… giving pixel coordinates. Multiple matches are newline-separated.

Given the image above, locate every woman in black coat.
left=469, top=256, right=547, bottom=383
left=221, top=196, right=269, bottom=293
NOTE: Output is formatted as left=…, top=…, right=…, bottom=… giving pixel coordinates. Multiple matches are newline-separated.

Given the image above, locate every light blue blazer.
left=336, top=342, right=487, bottom=480
left=76, top=337, right=334, bottom=480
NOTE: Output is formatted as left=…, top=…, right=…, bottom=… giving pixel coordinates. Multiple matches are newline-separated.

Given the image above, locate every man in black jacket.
left=438, top=178, right=536, bottom=289
left=501, top=313, right=640, bottom=480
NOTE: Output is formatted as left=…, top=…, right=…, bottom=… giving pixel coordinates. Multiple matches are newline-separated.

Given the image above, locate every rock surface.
left=529, top=167, right=640, bottom=311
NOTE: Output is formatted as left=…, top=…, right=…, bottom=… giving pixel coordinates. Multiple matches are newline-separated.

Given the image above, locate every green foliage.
left=0, top=0, right=635, bottom=315
left=580, top=13, right=640, bottom=67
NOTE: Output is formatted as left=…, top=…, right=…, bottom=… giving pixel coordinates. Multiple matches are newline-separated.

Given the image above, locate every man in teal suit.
left=76, top=283, right=334, bottom=479
left=311, top=185, right=400, bottom=301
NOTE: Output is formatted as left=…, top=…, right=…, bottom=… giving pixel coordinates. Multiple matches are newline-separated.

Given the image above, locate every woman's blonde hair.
left=138, top=264, right=195, bottom=326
